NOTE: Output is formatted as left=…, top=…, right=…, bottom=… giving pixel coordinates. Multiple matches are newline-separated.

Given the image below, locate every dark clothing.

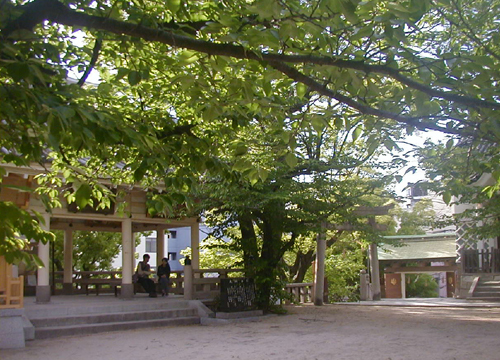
left=138, top=276, right=156, bottom=294
left=157, top=263, right=171, bottom=295
left=136, top=260, right=156, bottom=296
left=157, top=263, right=171, bottom=278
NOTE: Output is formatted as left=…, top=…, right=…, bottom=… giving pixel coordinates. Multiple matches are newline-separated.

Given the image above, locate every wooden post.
left=369, top=242, right=381, bottom=300
left=62, top=229, right=73, bottom=295
left=314, top=223, right=326, bottom=306
left=190, top=222, right=200, bottom=270
left=121, top=218, right=134, bottom=299
left=156, top=228, right=165, bottom=266
left=360, top=269, right=369, bottom=301
left=36, top=213, right=51, bottom=303
left=184, top=264, right=193, bottom=300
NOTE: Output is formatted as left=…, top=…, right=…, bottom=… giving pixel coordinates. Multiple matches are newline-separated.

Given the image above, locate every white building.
left=113, top=223, right=211, bottom=271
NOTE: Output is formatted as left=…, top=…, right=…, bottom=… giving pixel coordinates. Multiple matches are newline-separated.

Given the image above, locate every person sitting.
left=136, top=254, right=157, bottom=297
left=157, top=257, right=171, bottom=297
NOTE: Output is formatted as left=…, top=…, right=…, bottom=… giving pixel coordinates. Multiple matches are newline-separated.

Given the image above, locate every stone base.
left=216, top=310, right=263, bottom=319
left=62, top=283, right=73, bottom=295
left=120, top=283, right=134, bottom=299
left=36, top=285, right=51, bottom=303
left=0, top=309, right=25, bottom=349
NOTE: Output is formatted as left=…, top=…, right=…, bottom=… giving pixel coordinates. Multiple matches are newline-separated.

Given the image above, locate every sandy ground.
left=2, top=304, right=500, bottom=360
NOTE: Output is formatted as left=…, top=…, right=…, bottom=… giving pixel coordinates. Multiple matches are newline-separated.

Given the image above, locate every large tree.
left=197, top=110, right=396, bottom=309
left=2, top=0, right=500, bottom=261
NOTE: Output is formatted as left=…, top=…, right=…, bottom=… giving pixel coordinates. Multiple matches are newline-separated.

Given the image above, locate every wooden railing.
left=54, top=271, right=121, bottom=295
left=191, top=269, right=244, bottom=300
left=462, top=249, right=500, bottom=273
left=49, top=269, right=314, bottom=304
left=0, top=256, right=24, bottom=309
left=284, top=283, right=314, bottom=304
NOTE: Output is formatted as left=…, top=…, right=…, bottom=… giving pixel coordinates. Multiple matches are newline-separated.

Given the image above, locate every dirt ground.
left=2, top=304, right=500, bottom=360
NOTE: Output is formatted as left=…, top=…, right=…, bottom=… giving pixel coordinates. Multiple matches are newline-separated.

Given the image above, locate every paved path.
left=3, top=299, right=500, bottom=360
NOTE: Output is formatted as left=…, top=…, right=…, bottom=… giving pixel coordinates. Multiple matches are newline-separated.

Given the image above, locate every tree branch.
left=268, top=61, right=463, bottom=135
left=2, top=0, right=499, bottom=129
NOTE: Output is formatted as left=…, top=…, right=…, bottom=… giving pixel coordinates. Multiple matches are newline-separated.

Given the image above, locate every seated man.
left=136, top=254, right=157, bottom=297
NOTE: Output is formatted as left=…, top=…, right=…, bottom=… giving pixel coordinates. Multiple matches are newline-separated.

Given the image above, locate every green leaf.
left=442, top=191, right=451, bottom=205
left=55, top=106, right=75, bottom=120
left=296, top=83, right=307, bottom=98
left=285, top=153, right=298, bottom=168
left=281, top=132, right=290, bottom=144
left=258, top=167, right=269, bottom=182
left=234, top=144, right=248, bottom=156
left=7, top=62, right=30, bottom=82
left=334, top=117, right=343, bottom=129
left=339, top=0, right=359, bottom=23
left=352, top=126, right=362, bottom=142
left=75, top=183, right=92, bottom=209
left=232, top=158, right=252, bottom=172
left=166, top=0, right=181, bottom=13
left=128, top=70, right=142, bottom=86
left=312, top=116, right=326, bottom=134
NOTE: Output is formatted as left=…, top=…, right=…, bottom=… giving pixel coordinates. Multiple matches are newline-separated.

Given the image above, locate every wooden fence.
left=284, top=283, right=314, bottom=304
left=462, top=248, right=500, bottom=273
left=0, top=256, right=24, bottom=309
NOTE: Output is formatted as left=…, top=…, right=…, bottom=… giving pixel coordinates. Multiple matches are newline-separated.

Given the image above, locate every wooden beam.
left=332, top=223, right=388, bottom=231
left=384, top=266, right=458, bottom=273
left=353, top=204, right=394, bottom=216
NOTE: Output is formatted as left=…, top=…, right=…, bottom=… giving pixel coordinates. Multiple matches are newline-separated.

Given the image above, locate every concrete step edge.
left=35, top=317, right=200, bottom=339
left=31, top=308, right=198, bottom=327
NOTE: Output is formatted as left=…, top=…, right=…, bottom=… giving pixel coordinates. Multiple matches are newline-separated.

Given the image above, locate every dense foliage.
left=2, top=0, right=500, bottom=305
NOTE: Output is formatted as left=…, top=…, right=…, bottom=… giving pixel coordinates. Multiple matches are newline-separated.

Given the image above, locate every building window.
left=146, top=238, right=157, bottom=253
left=168, top=252, right=177, bottom=260
left=169, top=230, right=177, bottom=239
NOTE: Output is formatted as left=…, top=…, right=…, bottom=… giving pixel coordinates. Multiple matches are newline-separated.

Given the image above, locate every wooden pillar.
left=190, top=221, right=200, bottom=270
left=401, top=273, right=406, bottom=299
left=121, top=218, right=134, bottom=298
left=62, top=229, right=73, bottom=295
left=369, top=242, right=381, bottom=300
left=314, top=223, right=326, bottom=306
left=156, top=228, right=165, bottom=265
left=183, top=264, right=193, bottom=300
left=36, top=213, right=51, bottom=303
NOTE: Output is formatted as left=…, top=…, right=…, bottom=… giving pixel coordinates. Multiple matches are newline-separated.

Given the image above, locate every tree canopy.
left=2, top=0, right=500, bottom=262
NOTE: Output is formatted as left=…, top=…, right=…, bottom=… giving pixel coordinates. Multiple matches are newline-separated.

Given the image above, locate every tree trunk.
left=291, top=249, right=315, bottom=283
left=237, top=212, right=258, bottom=277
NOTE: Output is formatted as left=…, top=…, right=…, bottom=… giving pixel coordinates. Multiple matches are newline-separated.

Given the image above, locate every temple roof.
left=378, top=233, right=456, bottom=261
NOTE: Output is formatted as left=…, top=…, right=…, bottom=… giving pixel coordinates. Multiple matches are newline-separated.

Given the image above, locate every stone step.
left=468, top=296, right=500, bottom=302
left=473, top=291, right=500, bottom=297
left=25, top=298, right=191, bottom=320
left=31, top=308, right=197, bottom=328
left=478, top=282, right=500, bottom=286
left=35, top=316, right=200, bottom=339
left=476, top=286, right=500, bottom=291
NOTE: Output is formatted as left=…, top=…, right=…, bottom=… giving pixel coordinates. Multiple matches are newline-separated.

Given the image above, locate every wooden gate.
left=384, top=273, right=402, bottom=298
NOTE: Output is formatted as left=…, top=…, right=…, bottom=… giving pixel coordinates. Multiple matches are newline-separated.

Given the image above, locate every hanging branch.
left=77, top=37, right=102, bottom=87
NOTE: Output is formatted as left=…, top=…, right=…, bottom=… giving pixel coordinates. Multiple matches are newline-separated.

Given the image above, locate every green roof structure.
left=378, top=233, right=457, bottom=261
